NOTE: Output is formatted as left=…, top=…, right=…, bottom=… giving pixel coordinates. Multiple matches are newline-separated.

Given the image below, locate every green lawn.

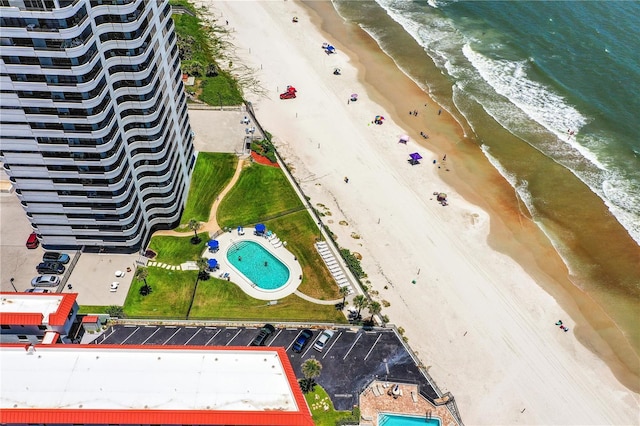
left=264, top=211, right=340, bottom=300
left=217, top=162, right=304, bottom=227
left=78, top=305, right=108, bottom=314
left=124, top=268, right=197, bottom=318
left=180, top=153, right=237, bottom=225
left=148, top=232, right=208, bottom=265
left=189, top=279, right=345, bottom=322
left=304, top=385, right=359, bottom=426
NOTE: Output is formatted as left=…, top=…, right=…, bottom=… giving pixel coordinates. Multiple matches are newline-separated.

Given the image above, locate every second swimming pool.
left=227, top=241, right=290, bottom=290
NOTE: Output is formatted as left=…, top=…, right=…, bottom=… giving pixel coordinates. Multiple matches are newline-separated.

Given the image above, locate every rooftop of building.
left=0, top=292, right=76, bottom=326
left=0, top=344, right=312, bottom=425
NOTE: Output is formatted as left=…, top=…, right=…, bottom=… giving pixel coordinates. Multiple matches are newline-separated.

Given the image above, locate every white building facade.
left=0, top=0, right=194, bottom=252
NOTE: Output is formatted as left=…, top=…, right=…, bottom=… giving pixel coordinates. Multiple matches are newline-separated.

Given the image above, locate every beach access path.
left=206, top=1, right=639, bottom=424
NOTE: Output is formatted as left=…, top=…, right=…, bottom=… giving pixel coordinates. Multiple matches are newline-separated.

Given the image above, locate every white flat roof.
left=0, top=345, right=298, bottom=411
left=0, top=294, right=64, bottom=324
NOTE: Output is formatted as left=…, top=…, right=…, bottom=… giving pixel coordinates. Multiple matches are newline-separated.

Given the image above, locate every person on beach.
left=555, top=320, right=563, bottom=326
left=238, top=256, right=242, bottom=261
left=344, top=176, right=349, bottom=183
left=443, top=154, right=447, bottom=161
left=438, top=109, right=442, bottom=115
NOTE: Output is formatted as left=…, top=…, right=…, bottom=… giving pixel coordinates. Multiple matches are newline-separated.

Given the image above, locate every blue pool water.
left=379, top=413, right=440, bottom=426
left=227, top=241, right=290, bottom=290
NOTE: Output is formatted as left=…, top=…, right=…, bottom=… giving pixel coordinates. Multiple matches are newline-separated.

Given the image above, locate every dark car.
left=42, top=252, right=70, bottom=264
left=250, top=324, right=276, bottom=346
left=292, top=329, right=313, bottom=353
left=36, top=261, right=65, bottom=275
left=26, top=232, right=39, bottom=249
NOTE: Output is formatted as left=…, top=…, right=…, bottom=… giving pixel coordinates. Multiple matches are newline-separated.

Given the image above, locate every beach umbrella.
left=438, top=193, right=447, bottom=200
left=351, top=93, right=358, bottom=99
left=207, top=258, right=218, bottom=269
left=399, top=135, right=409, bottom=142
left=409, top=152, right=422, bottom=160
left=207, top=239, right=219, bottom=249
left=255, top=223, right=266, bottom=234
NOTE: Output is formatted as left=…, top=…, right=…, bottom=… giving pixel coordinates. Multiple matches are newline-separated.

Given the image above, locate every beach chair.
left=317, top=248, right=331, bottom=255
left=315, top=241, right=328, bottom=248
left=320, top=252, right=333, bottom=259
left=333, top=273, right=346, bottom=281
left=336, top=279, right=349, bottom=286
left=325, top=261, right=338, bottom=268
left=411, top=391, right=418, bottom=403
left=329, top=267, right=342, bottom=275
left=272, top=241, right=283, bottom=248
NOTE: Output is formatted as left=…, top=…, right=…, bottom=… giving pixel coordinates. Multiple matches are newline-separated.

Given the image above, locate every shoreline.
left=301, top=1, right=639, bottom=392
left=203, top=1, right=639, bottom=423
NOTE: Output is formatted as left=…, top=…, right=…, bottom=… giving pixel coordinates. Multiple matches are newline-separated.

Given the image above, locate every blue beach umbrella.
left=207, top=258, right=218, bottom=269
left=207, top=240, right=219, bottom=250
left=255, top=223, right=266, bottom=234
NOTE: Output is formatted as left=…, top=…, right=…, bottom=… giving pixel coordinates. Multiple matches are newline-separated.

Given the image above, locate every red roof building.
left=0, top=293, right=78, bottom=344
left=0, top=344, right=313, bottom=426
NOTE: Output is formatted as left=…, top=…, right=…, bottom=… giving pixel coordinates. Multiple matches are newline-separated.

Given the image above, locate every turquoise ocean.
left=328, top=0, right=640, bottom=367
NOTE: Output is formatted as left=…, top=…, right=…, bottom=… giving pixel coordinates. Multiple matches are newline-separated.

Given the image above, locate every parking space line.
left=227, top=329, right=243, bottom=346
left=342, top=332, right=362, bottom=360
left=120, top=327, right=139, bottom=345
left=141, top=328, right=160, bottom=345
left=363, top=333, right=382, bottom=361
left=204, top=329, right=221, bottom=346
left=184, top=328, right=201, bottom=345
left=267, top=329, right=284, bottom=347
left=322, top=331, right=342, bottom=360
left=163, top=328, right=181, bottom=345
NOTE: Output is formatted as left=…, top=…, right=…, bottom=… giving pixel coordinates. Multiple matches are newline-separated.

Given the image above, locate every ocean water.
left=329, top=1, right=640, bottom=367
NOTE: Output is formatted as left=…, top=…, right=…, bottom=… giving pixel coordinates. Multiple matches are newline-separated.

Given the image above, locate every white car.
left=313, top=329, right=335, bottom=352
left=31, top=275, right=61, bottom=287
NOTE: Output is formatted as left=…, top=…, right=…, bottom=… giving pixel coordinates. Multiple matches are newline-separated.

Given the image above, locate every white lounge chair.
left=336, top=279, right=349, bottom=286
left=315, top=242, right=328, bottom=248
left=320, top=252, right=334, bottom=259
left=333, top=273, right=346, bottom=281
left=273, top=241, right=283, bottom=248
left=317, top=248, right=331, bottom=255
left=325, top=261, right=338, bottom=268
left=329, top=268, right=342, bottom=274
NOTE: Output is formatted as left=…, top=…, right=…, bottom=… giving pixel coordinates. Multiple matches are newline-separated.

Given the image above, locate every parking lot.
left=93, top=324, right=438, bottom=410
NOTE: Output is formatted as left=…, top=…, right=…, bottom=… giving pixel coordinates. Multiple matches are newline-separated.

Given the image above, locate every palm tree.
left=135, top=267, right=151, bottom=296
left=196, top=257, right=210, bottom=280
left=339, top=286, right=350, bottom=306
left=353, top=295, right=368, bottom=317
left=367, top=300, right=381, bottom=323
left=300, top=358, right=323, bottom=393
left=188, top=219, right=202, bottom=244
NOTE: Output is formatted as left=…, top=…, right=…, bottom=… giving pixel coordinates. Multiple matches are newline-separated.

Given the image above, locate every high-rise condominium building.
left=0, top=0, right=194, bottom=253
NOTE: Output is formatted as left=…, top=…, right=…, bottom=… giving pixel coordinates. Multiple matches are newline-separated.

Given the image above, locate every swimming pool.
left=227, top=241, right=290, bottom=290
left=378, top=413, right=440, bottom=426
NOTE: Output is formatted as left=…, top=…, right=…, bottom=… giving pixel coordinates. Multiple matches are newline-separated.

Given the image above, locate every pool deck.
left=203, top=228, right=302, bottom=301
left=359, top=381, right=456, bottom=426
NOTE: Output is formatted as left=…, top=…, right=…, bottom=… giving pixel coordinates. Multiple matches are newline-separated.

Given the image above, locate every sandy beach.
left=196, top=1, right=638, bottom=424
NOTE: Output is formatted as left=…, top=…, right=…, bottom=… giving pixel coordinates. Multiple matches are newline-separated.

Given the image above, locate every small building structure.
left=0, top=292, right=78, bottom=344
left=0, top=344, right=313, bottom=426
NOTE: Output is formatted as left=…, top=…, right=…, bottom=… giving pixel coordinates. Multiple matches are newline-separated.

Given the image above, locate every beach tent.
left=409, top=152, right=422, bottom=165
left=399, top=135, right=409, bottom=143
left=207, top=239, right=219, bottom=252
left=437, top=193, right=447, bottom=202
left=326, top=45, right=336, bottom=54
left=207, top=258, right=218, bottom=270
left=255, top=223, right=266, bottom=235
left=350, top=93, right=358, bottom=101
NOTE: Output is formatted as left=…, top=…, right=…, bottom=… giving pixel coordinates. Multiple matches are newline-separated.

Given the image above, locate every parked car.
left=36, top=261, right=65, bottom=275
left=25, top=288, right=52, bottom=293
left=42, top=252, right=70, bottom=264
left=292, top=329, right=313, bottom=353
left=313, top=329, right=335, bottom=352
left=26, top=232, right=39, bottom=249
left=250, top=324, right=276, bottom=346
left=31, top=275, right=61, bottom=287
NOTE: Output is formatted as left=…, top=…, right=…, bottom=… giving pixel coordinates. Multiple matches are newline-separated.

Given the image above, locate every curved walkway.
left=153, top=156, right=246, bottom=237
